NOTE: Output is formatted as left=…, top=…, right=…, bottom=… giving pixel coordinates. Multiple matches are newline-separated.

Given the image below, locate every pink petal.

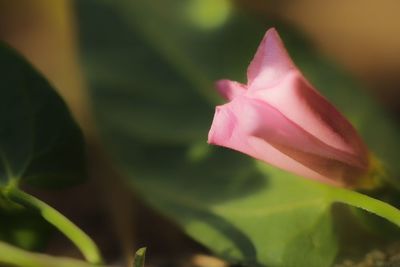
left=208, top=104, right=249, bottom=152
left=247, top=28, right=296, bottom=89
left=208, top=98, right=319, bottom=181
left=248, top=71, right=368, bottom=169
left=209, top=28, right=370, bottom=187
left=215, top=79, right=247, bottom=101
left=208, top=96, right=363, bottom=186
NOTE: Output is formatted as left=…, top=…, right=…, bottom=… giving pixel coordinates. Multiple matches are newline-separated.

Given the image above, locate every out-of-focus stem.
left=0, top=240, right=101, bottom=267
left=5, top=188, right=103, bottom=265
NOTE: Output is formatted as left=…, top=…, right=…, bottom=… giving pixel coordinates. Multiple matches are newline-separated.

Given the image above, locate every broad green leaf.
left=0, top=43, right=87, bottom=253
left=77, top=1, right=400, bottom=266
left=0, top=240, right=102, bottom=267
left=0, top=43, right=86, bottom=188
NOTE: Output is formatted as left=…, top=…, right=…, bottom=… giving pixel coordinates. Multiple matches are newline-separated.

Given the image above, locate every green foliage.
left=0, top=43, right=90, bottom=257
left=0, top=43, right=86, bottom=189
left=77, top=0, right=400, bottom=266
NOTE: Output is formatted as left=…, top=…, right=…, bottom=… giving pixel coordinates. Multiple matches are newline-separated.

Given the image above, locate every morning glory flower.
left=208, top=28, right=370, bottom=187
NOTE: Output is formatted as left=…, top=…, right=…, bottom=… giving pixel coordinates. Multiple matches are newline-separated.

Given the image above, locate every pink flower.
left=208, top=28, right=369, bottom=187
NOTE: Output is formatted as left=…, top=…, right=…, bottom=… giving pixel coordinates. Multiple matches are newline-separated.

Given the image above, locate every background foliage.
left=77, top=0, right=400, bottom=266
left=1, top=0, right=400, bottom=267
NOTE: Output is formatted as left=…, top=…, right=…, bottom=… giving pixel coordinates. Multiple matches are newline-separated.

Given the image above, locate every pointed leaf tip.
left=133, top=247, right=147, bottom=267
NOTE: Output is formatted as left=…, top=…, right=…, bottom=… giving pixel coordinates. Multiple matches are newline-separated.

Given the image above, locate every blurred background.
left=1, top=0, right=400, bottom=266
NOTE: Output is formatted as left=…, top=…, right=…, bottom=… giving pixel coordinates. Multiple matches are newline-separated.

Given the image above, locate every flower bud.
left=208, top=28, right=370, bottom=187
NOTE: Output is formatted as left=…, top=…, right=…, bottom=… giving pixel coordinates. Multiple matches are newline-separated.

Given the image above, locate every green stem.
left=0, top=240, right=99, bottom=267
left=5, top=188, right=103, bottom=264
left=331, top=187, right=400, bottom=227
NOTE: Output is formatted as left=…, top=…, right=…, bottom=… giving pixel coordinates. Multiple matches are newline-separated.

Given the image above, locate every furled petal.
left=208, top=97, right=321, bottom=183
left=209, top=28, right=370, bottom=187
left=247, top=28, right=296, bottom=89
left=208, top=96, right=363, bottom=186
left=215, top=79, right=247, bottom=101
left=248, top=71, right=368, bottom=170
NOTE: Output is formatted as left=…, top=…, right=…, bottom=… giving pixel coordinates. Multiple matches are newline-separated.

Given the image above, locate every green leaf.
left=0, top=43, right=89, bottom=256
left=0, top=240, right=103, bottom=267
left=0, top=43, right=86, bottom=188
left=141, top=161, right=339, bottom=267
left=77, top=1, right=400, bottom=266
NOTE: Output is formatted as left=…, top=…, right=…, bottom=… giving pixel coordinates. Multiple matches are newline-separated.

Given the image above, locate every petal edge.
left=247, top=28, right=295, bottom=89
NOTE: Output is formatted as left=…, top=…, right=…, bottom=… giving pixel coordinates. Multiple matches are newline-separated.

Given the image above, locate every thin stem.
left=331, top=187, right=400, bottom=227
left=0, top=240, right=99, bottom=267
left=5, top=188, right=103, bottom=264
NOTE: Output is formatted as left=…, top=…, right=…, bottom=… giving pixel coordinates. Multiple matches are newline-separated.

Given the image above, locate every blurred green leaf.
left=0, top=43, right=86, bottom=188
left=0, top=240, right=102, bottom=267
left=0, top=43, right=87, bottom=252
left=77, top=0, right=400, bottom=266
